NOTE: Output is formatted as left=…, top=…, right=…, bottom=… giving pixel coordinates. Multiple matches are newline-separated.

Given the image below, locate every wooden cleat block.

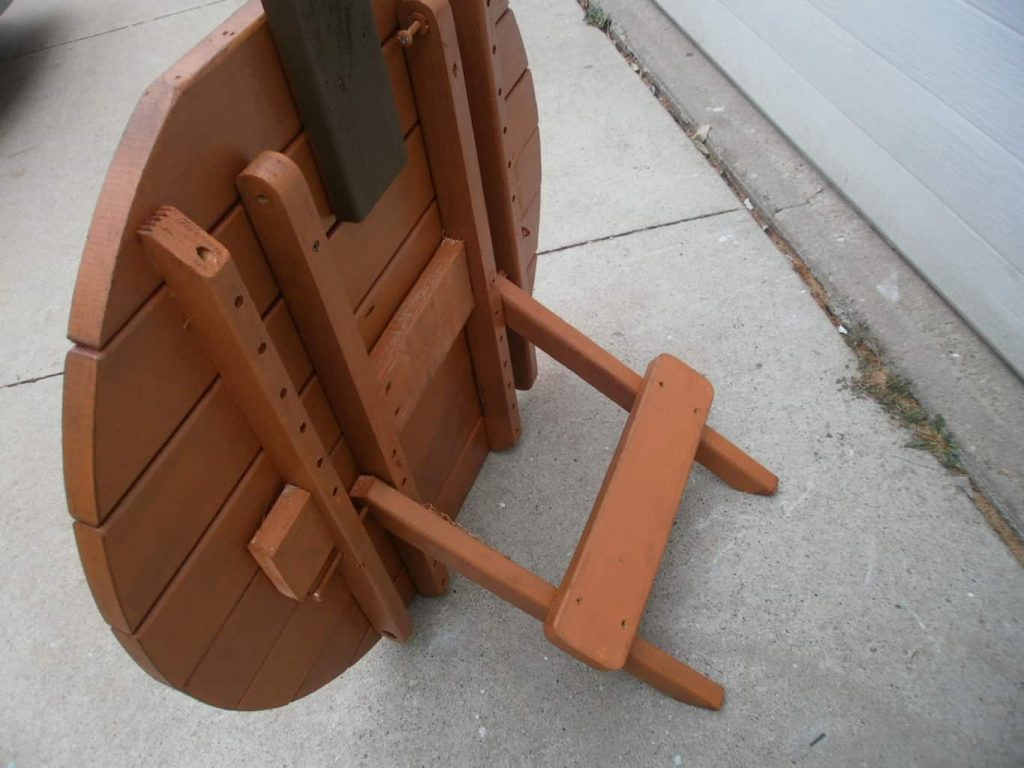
left=249, top=484, right=335, bottom=601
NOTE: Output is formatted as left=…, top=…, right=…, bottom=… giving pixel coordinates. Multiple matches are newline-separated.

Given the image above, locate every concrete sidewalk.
left=1, top=1, right=1021, bottom=766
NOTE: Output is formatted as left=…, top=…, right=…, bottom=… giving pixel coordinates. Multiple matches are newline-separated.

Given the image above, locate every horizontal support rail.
left=497, top=277, right=778, bottom=496
left=352, top=475, right=725, bottom=709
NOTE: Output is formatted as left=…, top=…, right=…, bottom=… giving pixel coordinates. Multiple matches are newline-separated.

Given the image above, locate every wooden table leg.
left=497, top=277, right=778, bottom=496
left=352, top=475, right=725, bottom=710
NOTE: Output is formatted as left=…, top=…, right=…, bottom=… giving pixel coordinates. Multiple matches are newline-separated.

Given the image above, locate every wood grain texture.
left=370, top=239, right=475, bottom=430
left=261, top=0, right=407, bottom=221
left=545, top=355, right=713, bottom=671
left=68, top=1, right=409, bottom=350
left=65, top=0, right=543, bottom=710
left=355, top=203, right=444, bottom=349
left=238, top=150, right=449, bottom=597
left=139, top=206, right=412, bottom=642
left=399, top=0, right=521, bottom=450
left=448, top=0, right=540, bottom=390
left=248, top=485, right=335, bottom=601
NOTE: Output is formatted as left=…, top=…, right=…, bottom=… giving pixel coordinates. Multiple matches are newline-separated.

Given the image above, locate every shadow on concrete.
left=0, top=9, right=60, bottom=126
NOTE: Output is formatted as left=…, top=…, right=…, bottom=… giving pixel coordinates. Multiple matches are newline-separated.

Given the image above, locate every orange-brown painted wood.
left=497, top=277, right=779, bottom=496
left=64, top=127, right=429, bottom=528
left=448, top=0, right=539, bottom=390
left=355, top=203, right=444, bottom=349
left=352, top=475, right=725, bottom=710
left=370, top=238, right=475, bottom=430
left=248, top=484, right=334, bottom=601
left=68, top=2, right=406, bottom=350
left=238, top=150, right=448, bottom=597
left=139, top=206, right=412, bottom=642
left=545, top=355, right=713, bottom=671
left=65, top=0, right=544, bottom=711
left=399, top=0, right=521, bottom=450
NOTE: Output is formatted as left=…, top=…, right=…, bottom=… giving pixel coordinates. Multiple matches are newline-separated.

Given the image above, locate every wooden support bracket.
left=399, top=0, right=522, bottom=451
left=238, top=151, right=450, bottom=598
left=352, top=475, right=725, bottom=710
left=497, top=276, right=779, bottom=496
left=139, top=206, right=412, bottom=642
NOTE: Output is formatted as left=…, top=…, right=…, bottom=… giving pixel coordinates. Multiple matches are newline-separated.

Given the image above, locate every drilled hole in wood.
left=621, top=619, right=627, bottom=629
left=401, top=477, right=408, bottom=486
left=385, top=381, right=392, bottom=394
left=255, top=193, right=269, bottom=205
left=503, top=360, right=508, bottom=368
left=317, top=457, right=324, bottom=468
left=279, top=387, right=287, bottom=399
left=512, top=194, right=517, bottom=202
left=234, top=295, right=244, bottom=308
left=332, top=486, right=339, bottom=496
left=195, top=246, right=212, bottom=261
left=502, top=126, right=507, bottom=134
left=498, top=87, right=503, bottom=96
left=391, top=449, right=398, bottom=458
left=299, top=422, right=307, bottom=434
left=499, top=334, right=505, bottom=342
left=257, top=342, right=267, bottom=355
left=659, top=381, right=665, bottom=388
left=507, top=160, right=512, bottom=168
left=312, top=240, right=321, bottom=252
left=452, top=61, right=459, bottom=77
left=491, top=44, right=496, bottom=54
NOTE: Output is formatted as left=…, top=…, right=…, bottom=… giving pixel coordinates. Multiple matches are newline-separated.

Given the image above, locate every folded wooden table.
left=63, top=0, right=777, bottom=712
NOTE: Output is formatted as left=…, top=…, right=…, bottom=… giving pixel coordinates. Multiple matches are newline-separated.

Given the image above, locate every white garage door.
left=656, top=0, right=1024, bottom=376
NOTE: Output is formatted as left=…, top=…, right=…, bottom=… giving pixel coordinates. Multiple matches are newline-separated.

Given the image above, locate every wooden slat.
left=519, top=192, right=540, bottom=274
left=262, top=0, right=407, bottom=223
left=400, top=333, right=483, bottom=503
left=352, top=476, right=725, bottom=709
left=236, top=568, right=354, bottom=710
left=494, top=9, right=528, bottom=97
left=239, top=150, right=448, bottom=597
left=545, top=355, right=713, bottom=671
left=65, top=286, right=314, bottom=527
left=132, top=453, right=279, bottom=686
left=66, top=128, right=430, bottom=527
left=118, top=429, right=359, bottom=698
left=74, top=371, right=348, bottom=636
left=400, top=0, right=521, bottom=450
left=140, top=206, right=412, bottom=642
left=370, top=239, right=475, bottom=429
left=513, top=128, right=541, bottom=219
left=263, top=299, right=313, bottom=389
left=355, top=203, right=443, bottom=349
left=184, top=571, right=297, bottom=708
left=434, top=417, right=489, bottom=520
left=448, top=0, right=539, bottom=390
left=504, top=70, right=538, bottom=157
left=74, top=382, right=258, bottom=632
left=329, top=126, right=435, bottom=308
left=498, top=277, right=780, bottom=496
left=488, top=0, right=510, bottom=25
left=68, top=1, right=407, bottom=349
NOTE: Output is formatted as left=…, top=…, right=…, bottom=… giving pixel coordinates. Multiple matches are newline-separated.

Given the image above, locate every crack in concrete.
left=1, top=371, right=63, bottom=390
left=0, top=0, right=233, bottom=62
left=537, top=207, right=740, bottom=256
